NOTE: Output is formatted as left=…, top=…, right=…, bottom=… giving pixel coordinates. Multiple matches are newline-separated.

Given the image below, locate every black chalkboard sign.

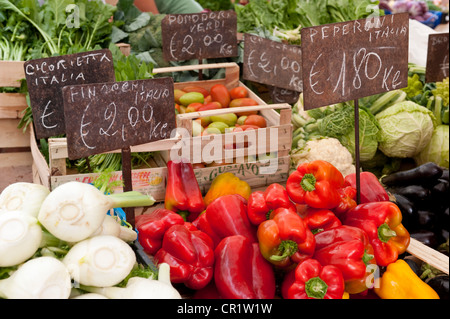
left=161, top=10, right=238, bottom=61
left=24, top=49, right=115, bottom=139
left=62, top=78, right=176, bottom=160
left=243, top=34, right=303, bottom=92
left=425, top=33, right=449, bottom=83
left=268, top=86, right=301, bottom=104
left=301, top=13, right=409, bottom=110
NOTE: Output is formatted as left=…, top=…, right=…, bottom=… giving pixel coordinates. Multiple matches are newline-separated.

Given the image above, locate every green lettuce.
left=376, top=101, right=436, bottom=158
left=414, top=125, right=449, bottom=169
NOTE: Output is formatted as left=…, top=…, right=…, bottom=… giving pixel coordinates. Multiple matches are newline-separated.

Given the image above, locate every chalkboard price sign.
left=62, top=78, right=176, bottom=160
left=268, top=86, right=301, bottom=104
left=161, top=10, right=238, bottom=61
left=301, top=13, right=409, bottom=110
left=243, top=34, right=303, bottom=92
left=425, top=33, right=449, bottom=83
left=24, top=49, right=115, bottom=139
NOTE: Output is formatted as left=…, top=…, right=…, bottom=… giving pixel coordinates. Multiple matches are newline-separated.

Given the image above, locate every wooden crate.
left=0, top=61, right=33, bottom=191
left=31, top=63, right=292, bottom=201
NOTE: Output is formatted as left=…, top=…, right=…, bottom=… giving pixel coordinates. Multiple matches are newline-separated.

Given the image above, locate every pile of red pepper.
left=135, top=159, right=411, bottom=299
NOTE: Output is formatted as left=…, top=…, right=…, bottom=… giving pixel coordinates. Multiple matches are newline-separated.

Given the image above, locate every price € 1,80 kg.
left=309, top=47, right=404, bottom=100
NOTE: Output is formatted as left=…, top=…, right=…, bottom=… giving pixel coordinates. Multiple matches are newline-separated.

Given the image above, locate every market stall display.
left=0, top=0, right=449, bottom=303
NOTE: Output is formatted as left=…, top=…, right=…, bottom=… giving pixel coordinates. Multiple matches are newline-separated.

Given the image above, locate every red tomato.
left=243, top=114, right=267, bottom=128
left=229, top=86, right=248, bottom=100
left=233, top=125, right=260, bottom=131
left=198, top=102, right=222, bottom=112
left=185, top=103, right=204, bottom=113
left=210, top=84, right=231, bottom=108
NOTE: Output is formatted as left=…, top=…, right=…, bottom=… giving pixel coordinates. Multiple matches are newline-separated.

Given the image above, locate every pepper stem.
left=177, top=211, right=189, bottom=222
left=265, top=209, right=274, bottom=220
left=300, top=174, right=317, bottom=192
left=362, top=249, right=374, bottom=266
left=270, top=240, right=298, bottom=262
left=378, top=223, right=397, bottom=243
left=305, top=277, right=328, bottom=299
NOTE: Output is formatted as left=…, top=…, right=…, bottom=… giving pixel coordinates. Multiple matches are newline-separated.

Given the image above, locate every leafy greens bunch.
left=235, top=0, right=384, bottom=44
left=0, top=0, right=116, bottom=60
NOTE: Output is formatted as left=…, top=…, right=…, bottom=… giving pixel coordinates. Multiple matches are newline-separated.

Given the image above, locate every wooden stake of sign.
left=354, top=100, right=361, bottom=204
left=300, top=13, right=410, bottom=203
left=121, top=146, right=134, bottom=226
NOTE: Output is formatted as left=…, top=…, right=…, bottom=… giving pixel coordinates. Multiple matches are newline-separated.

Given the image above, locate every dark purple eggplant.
left=382, top=162, right=444, bottom=186
left=441, top=170, right=449, bottom=182
left=410, top=230, right=439, bottom=249
left=389, top=185, right=432, bottom=203
left=392, top=194, right=419, bottom=229
left=403, top=257, right=422, bottom=276
left=426, top=275, right=449, bottom=300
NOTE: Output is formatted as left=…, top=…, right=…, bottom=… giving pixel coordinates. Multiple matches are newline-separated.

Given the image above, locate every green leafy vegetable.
left=414, top=125, right=449, bottom=169
left=402, top=74, right=424, bottom=99
left=376, top=101, right=436, bottom=158
left=291, top=101, right=382, bottom=163
left=235, top=0, right=384, bottom=44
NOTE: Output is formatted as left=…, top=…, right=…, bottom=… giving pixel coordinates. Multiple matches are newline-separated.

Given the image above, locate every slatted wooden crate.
left=31, top=62, right=292, bottom=200
left=0, top=61, right=33, bottom=191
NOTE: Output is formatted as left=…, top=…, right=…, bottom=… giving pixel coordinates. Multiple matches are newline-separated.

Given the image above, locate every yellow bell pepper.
left=374, top=260, right=440, bottom=299
left=204, top=173, right=251, bottom=206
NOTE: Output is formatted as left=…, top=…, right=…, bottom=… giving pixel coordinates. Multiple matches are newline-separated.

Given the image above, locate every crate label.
left=52, top=169, right=166, bottom=191
left=195, top=157, right=289, bottom=184
left=243, top=34, right=303, bottom=92
left=301, top=13, right=409, bottom=110
left=425, top=33, right=449, bottom=83
left=62, top=78, right=176, bottom=160
left=24, top=49, right=115, bottom=139
left=162, top=10, right=238, bottom=61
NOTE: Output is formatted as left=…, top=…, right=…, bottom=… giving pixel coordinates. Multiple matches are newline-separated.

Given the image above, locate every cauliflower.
left=291, top=138, right=356, bottom=177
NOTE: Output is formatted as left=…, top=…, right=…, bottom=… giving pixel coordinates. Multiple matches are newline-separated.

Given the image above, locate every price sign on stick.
left=161, top=10, right=238, bottom=62
left=24, top=49, right=115, bottom=139
left=301, top=13, right=409, bottom=110
left=301, top=13, right=409, bottom=203
left=425, top=33, right=449, bottom=83
left=63, top=77, right=176, bottom=227
left=243, top=34, right=303, bottom=92
left=62, top=78, right=176, bottom=160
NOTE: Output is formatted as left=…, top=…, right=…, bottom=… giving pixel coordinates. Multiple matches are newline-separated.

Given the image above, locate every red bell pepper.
left=343, top=202, right=410, bottom=267
left=344, top=172, right=389, bottom=204
left=194, top=194, right=257, bottom=247
left=286, top=160, right=345, bottom=209
left=214, top=235, right=276, bottom=299
left=247, top=183, right=296, bottom=225
left=165, top=160, right=206, bottom=222
left=282, top=259, right=345, bottom=299
left=334, top=186, right=358, bottom=218
left=313, top=225, right=377, bottom=294
left=302, top=208, right=342, bottom=234
left=193, top=282, right=222, bottom=299
left=154, top=224, right=214, bottom=290
left=135, top=209, right=185, bottom=255
left=257, top=208, right=315, bottom=268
